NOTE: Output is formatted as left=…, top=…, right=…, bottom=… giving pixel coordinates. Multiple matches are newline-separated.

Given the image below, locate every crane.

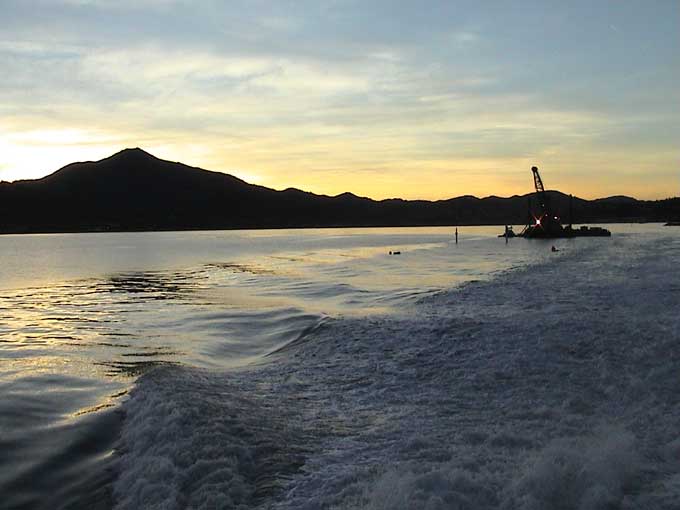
left=521, top=166, right=563, bottom=237
left=532, top=166, right=545, bottom=193
left=516, top=165, right=611, bottom=238
left=531, top=166, right=548, bottom=215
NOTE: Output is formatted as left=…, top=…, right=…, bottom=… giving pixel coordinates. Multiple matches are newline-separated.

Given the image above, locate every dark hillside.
left=0, top=148, right=677, bottom=233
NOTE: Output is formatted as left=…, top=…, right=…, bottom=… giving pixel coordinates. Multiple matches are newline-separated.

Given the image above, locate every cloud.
left=0, top=0, right=677, bottom=199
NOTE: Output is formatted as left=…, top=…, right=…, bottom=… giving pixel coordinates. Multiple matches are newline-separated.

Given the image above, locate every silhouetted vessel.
left=498, top=225, right=517, bottom=238
left=517, top=167, right=611, bottom=238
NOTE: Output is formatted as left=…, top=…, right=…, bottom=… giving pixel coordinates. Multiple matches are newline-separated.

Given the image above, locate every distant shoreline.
left=0, top=220, right=669, bottom=236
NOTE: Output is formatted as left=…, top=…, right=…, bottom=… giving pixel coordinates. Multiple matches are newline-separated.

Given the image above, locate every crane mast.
left=532, top=166, right=545, bottom=193
left=521, top=165, right=562, bottom=237
left=531, top=166, right=548, bottom=214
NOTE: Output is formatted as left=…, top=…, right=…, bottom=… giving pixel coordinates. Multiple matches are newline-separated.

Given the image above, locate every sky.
left=1, top=0, right=678, bottom=200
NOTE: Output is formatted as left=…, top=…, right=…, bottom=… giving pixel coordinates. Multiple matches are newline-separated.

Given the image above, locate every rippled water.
left=1, top=224, right=677, bottom=509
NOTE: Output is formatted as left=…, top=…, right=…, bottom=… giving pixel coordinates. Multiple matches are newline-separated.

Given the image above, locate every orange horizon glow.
left=0, top=133, right=676, bottom=202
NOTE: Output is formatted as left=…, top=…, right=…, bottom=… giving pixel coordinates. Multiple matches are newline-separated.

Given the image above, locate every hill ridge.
left=0, top=149, right=678, bottom=233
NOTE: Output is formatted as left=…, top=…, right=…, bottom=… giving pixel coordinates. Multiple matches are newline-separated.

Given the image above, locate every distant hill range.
left=1, top=148, right=678, bottom=233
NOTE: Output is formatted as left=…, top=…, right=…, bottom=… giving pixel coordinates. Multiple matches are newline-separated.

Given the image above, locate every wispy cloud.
left=0, top=0, right=677, bottom=199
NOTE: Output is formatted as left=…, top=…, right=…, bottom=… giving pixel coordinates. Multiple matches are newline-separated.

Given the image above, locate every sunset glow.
left=1, top=1, right=678, bottom=199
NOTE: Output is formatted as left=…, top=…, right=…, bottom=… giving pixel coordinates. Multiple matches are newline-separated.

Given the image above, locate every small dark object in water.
left=389, top=251, right=401, bottom=255
left=498, top=225, right=516, bottom=238
left=551, top=245, right=558, bottom=252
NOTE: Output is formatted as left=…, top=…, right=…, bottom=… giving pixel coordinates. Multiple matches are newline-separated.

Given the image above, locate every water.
left=1, top=225, right=678, bottom=509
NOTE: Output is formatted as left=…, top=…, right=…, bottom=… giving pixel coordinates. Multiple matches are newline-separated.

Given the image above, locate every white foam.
left=113, top=233, right=680, bottom=508
left=504, top=428, right=639, bottom=510
left=113, top=367, right=306, bottom=510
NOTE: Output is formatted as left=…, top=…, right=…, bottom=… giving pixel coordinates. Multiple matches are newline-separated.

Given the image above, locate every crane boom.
left=531, top=166, right=548, bottom=215
left=531, top=166, right=545, bottom=194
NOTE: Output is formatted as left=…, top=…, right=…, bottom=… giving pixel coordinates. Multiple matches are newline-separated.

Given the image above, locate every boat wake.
left=111, top=233, right=680, bottom=509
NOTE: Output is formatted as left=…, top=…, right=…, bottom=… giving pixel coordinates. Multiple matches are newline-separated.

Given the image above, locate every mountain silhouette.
left=0, top=148, right=677, bottom=233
